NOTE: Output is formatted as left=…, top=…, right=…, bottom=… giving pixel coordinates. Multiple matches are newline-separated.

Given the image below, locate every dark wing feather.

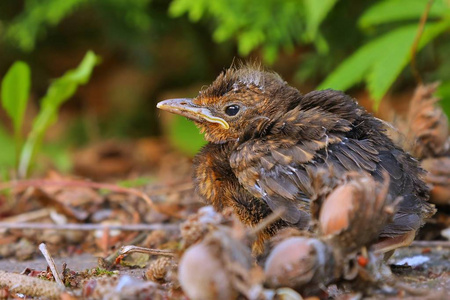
left=378, top=151, right=403, bottom=180
left=381, top=194, right=422, bottom=235
left=334, top=149, right=361, bottom=170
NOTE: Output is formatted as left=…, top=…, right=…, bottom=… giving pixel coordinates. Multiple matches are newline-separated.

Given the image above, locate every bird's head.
left=157, top=65, right=301, bottom=144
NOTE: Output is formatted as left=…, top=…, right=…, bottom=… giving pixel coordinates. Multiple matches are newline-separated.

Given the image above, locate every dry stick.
left=39, top=243, right=65, bottom=289
left=118, top=245, right=176, bottom=257
left=104, top=245, right=176, bottom=268
left=0, top=270, right=61, bottom=299
left=0, top=222, right=179, bottom=231
left=410, top=0, right=434, bottom=84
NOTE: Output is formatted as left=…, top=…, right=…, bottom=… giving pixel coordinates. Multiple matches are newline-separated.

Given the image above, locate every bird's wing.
left=230, top=105, right=381, bottom=226
left=232, top=89, right=433, bottom=234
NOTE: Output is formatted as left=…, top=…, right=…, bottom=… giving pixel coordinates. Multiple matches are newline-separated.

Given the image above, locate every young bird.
left=157, top=65, right=435, bottom=254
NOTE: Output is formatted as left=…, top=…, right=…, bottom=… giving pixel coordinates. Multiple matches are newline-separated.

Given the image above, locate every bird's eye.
left=224, top=105, right=240, bottom=116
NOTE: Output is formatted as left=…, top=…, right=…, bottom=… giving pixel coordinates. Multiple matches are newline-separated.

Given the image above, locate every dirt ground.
left=0, top=251, right=153, bottom=280
left=0, top=244, right=449, bottom=298
left=388, top=245, right=450, bottom=296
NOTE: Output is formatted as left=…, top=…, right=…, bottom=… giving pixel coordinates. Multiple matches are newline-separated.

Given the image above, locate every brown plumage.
left=157, top=64, right=435, bottom=254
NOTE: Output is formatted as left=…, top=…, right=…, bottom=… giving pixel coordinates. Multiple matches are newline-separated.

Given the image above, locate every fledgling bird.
left=157, top=64, right=435, bottom=254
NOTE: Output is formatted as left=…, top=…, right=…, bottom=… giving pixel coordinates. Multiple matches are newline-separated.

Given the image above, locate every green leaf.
left=238, top=30, right=265, bottom=55
left=359, top=0, right=449, bottom=29
left=318, top=34, right=386, bottom=91
left=369, top=21, right=450, bottom=105
left=169, top=0, right=307, bottom=63
left=1, top=61, right=31, bottom=131
left=262, top=44, right=279, bottom=65
left=312, top=32, right=330, bottom=54
left=304, top=0, right=338, bottom=40
left=366, top=28, right=417, bottom=106
left=41, top=143, right=73, bottom=173
left=0, top=124, right=16, bottom=171
left=18, top=50, right=100, bottom=178
left=5, top=0, right=89, bottom=51
left=169, top=0, right=208, bottom=21
left=1, top=61, right=31, bottom=166
left=168, top=115, right=207, bottom=157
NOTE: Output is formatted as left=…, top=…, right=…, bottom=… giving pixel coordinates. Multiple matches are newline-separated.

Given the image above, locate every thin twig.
left=410, top=0, right=434, bottom=84
left=0, top=222, right=179, bottom=231
left=39, top=243, right=65, bottom=289
left=118, top=245, right=176, bottom=257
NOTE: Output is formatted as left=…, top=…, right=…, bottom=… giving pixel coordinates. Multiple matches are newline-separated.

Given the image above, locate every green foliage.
left=168, top=115, right=207, bottom=157
left=0, top=125, right=16, bottom=173
left=320, top=0, right=450, bottom=108
left=5, top=0, right=89, bottom=51
left=303, top=0, right=338, bottom=52
left=42, top=142, right=72, bottom=173
left=1, top=62, right=31, bottom=133
left=0, top=51, right=99, bottom=177
left=18, top=51, right=100, bottom=177
left=1, top=61, right=31, bottom=164
left=3, top=0, right=151, bottom=52
left=359, top=0, right=447, bottom=29
left=169, top=0, right=335, bottom=63
left=319, top=21, right=450, bottom=108
left=92, top=267, right=116, bottom=276
left=168, top=0, right=450, bottom=109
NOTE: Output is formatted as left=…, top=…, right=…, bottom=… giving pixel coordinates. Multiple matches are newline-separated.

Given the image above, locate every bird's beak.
left=157, top=98, right=230, bottom=129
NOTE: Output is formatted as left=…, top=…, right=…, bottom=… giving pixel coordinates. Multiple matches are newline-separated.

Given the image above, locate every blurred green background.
left=0, top=0, right=449, bottom=179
